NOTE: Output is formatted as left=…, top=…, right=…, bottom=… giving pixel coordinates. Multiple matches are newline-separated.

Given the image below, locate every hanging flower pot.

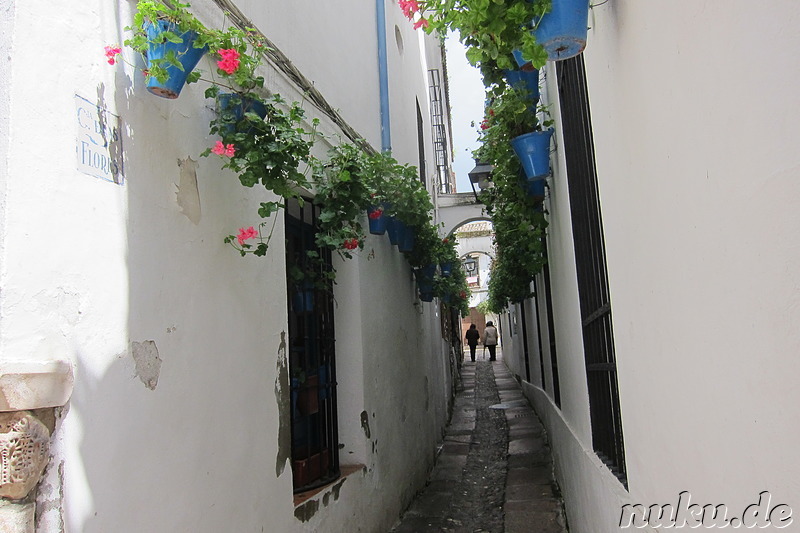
left=367, top=203, right=389, bottom=235
left=415, top=265, right=436, bottom=293
left=533, top=0, right=591, bottom=61
left=440, top=262, right=453, bottom=277
left=145, top=21, right=208, bottom=99
left=503, top=67, right=540, bottom=104
left=511, top=128, right=554, bottom=180
left=216, top=93, right=268, bottom=134
left=398, top=224, right=415, bottom=253
left=511, top=49, right=529, bottom=69
left=419, top=291, right=435, bottom=302
left=386, top=216, right=402, bottom=246
left=522, top=177, right=546, bottom=199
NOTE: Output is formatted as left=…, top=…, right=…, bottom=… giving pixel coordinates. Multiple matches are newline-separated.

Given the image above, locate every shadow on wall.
left=65, top=8, right=286, bottom=530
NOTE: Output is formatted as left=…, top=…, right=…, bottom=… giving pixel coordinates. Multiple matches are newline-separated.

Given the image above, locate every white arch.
left=436, top=193, right=488, bottom=237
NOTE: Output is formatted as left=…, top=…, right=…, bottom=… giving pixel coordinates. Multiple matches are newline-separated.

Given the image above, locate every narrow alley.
left=392, top=350, right=568, bottom=533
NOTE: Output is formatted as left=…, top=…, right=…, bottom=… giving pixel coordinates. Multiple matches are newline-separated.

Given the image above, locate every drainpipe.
left=375, top=0, right=391, bottom=152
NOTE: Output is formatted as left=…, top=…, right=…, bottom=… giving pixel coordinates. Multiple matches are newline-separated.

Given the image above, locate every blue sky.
left=444, top=33, right=485, bottom=193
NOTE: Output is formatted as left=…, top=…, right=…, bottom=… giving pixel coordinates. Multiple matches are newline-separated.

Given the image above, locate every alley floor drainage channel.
left=391, top=358, right=569, bottom=533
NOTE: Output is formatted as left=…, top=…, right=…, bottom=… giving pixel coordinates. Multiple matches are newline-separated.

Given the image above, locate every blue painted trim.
left=376, top=0, right=392, bottom=152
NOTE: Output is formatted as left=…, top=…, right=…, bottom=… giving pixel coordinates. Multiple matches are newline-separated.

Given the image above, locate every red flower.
left=442, top=238, right=449, bottom=244
left=399, top=0, right=420, bottom=19
left=217, top=49, right=241, bottom=74
left=104, top=45, right=121, bottom=65
left=488, top=108, right=495, bottom=116
left=236, top=226, right=258, bottom=246
left=368, top=208, right=383, bottom=220
left=343, top=238, right=359, bottom=250
left=212, top=141, right=236, bottom=157
left=413, top=17, right=430, bottom=30
left=480, top=119, right=490, bottom=130
left=459, top=291, right=467, bottom=300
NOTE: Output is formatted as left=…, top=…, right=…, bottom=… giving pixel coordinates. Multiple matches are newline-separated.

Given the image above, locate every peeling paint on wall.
left=360, top=411, right=371, bottom=439
left=175, top=157, right=201, bottom=224
left=130, top=340, right=161, bottom=390
left=321, top=478, right=346, bottom=507
left=294, top=498, right=319, bottom=523
left=34, top=460, right=65, bottom=532
left=275, top=332, right=290, bottom=477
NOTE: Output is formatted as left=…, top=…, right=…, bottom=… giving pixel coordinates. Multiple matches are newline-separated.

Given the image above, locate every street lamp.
left=467, top=159, right=493, bottom=202
left=463, top=256, right=477, bottom=275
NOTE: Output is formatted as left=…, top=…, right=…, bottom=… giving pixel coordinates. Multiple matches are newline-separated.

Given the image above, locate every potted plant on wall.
left=124, top=1, right=215, bottom=98
left=206, top=91, right=318, bottom=252
left=403, top=0, right=552, bottom=70
left=533, top=0, right=591, bottom=61
left=124, top=0, right=271, bottom=99
left=314, top=144, right=374, bottom=258
left=481, top=85, right=554, bottom=182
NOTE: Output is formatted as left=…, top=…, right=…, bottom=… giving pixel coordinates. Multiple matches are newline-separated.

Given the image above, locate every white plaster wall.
left=518, top=2, right=800, bottom=532
left=1, top=1, right=454, bottom=532
left=0, top=0, right=13, bottom=348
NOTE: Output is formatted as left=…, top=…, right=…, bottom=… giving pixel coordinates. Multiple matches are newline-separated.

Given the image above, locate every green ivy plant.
left=403, top=0, right=553, bottom=71
left=474, top=87, right=550, bottom=312
left=314, top=144, right=373, bottom=258
left=207, top=89, right=319, bottom=257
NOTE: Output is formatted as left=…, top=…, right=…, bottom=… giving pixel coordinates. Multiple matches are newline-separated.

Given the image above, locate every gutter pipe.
left=376, top=0, right=392, bottom=152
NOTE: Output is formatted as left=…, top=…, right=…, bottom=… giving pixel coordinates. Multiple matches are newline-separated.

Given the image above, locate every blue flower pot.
left=440, top=262, right=453, bottom=277
left=398, top=224, right=415, bottom=253
left=503, top=68, right=540, bottom=103
left=511, top=49, right=529, bottom=68
left=145, top=21, right=208, bottom=99
left=511, top=128, right=554, bottom=179
left=523, top=177, right=546, bottom=198
left=415, top=265, right=436, bottom=294
left=386, top=216, right=402, bottom=245
left=367, top=204, right=388, bottom=235
left=420, top=264, right=437, bottom=279
left=217, top=93, right=268, bottom=134
left=419, top=291, right=434, bottom=303
left=533, top=0, right=590, bottom=61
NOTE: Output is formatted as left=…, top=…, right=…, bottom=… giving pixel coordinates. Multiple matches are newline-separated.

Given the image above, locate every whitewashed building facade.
left=0, top=1, right=459, bottom=531
left=500, top=2, right=800, bottom=532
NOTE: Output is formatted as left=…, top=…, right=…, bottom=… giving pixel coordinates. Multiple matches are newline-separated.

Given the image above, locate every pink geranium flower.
left=212, top=141, right=236, bottom=157
left=104, top=45, right=122, bottom=65
left=399, top=0, right=420, bottom=19
left=217, top=49, right=241, bottom=75
left=236, top=226, right=258, bottom=246
left=413, top=17, right=430, bottom=30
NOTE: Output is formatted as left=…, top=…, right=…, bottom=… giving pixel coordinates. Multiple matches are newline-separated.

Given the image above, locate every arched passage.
left=436, top=193, right=489, bottom=236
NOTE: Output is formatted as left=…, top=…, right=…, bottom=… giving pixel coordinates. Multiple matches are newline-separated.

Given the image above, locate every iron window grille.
left=285, top=197, right=340, bottom=493
left=557, top=55, right=627, bottom=485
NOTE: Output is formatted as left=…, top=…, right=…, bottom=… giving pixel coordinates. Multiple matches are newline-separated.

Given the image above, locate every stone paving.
left=390, top=351, right=568, bottom=533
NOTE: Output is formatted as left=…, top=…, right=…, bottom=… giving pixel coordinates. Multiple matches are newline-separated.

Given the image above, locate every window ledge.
left=293, top=464, right=366, bottom=507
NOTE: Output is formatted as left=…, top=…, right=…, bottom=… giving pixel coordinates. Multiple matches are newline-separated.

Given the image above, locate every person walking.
left=465, top=324, right=480, bottom=362
left=483, top=321, right=499, bottom=361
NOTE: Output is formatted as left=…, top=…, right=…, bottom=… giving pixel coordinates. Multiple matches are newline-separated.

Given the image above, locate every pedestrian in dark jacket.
left=465, top=324, right=480, bottom=362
